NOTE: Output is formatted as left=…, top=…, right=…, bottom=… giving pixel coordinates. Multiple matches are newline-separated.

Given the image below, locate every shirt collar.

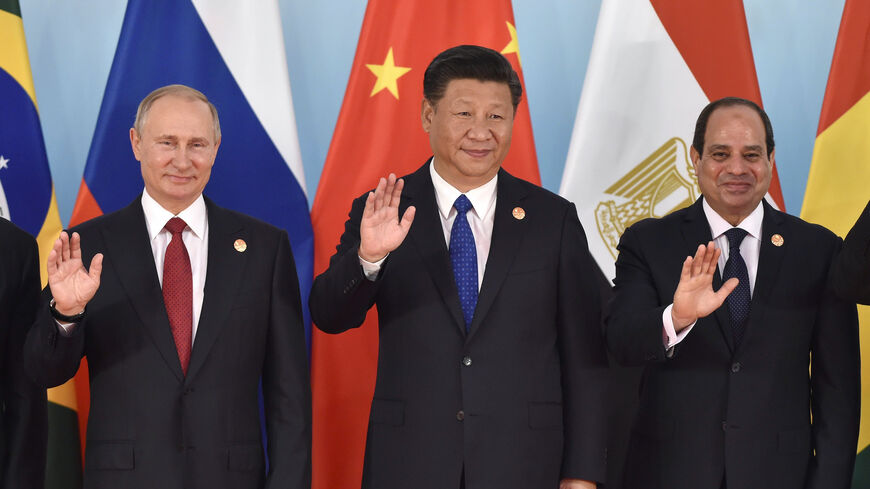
left=141, top=189, right=208, bottom=241
left=429, top=158, right=498, bottom=220
left=702, top=197, right=764, bottom=241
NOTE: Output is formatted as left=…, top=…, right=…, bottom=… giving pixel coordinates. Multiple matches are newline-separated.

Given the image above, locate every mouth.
left=166, top=175, right=194, bottom=184
left=721, top=181, right=752, bottom=193
left=463, top=149, right=492, bottom=158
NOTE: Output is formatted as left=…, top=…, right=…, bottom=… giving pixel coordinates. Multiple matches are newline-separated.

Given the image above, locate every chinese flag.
left=310, top=2, right=539, bottom=488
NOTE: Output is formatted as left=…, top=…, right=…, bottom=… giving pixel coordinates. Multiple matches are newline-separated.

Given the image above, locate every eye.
left=455, top=111, right=471, bottom=117
left=711, top=151, right=729, bottom=160
left=743, top=152, right=761, bottom=161
left=489, top=113, right=504, bottom=120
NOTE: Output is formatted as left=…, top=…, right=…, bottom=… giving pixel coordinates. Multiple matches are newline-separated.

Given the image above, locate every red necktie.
left=163, top=217, right=192, bottom=375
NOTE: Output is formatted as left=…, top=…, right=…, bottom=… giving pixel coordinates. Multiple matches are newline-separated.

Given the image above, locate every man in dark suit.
left=24, top=85, right=310, bottom=489
left=607, top=97, right=860, bottom=489
left=830, top=200, right=870, bottom=304
left=0, top=219, right=46, bottom=489
left=309, top=45, right=608, bottom=489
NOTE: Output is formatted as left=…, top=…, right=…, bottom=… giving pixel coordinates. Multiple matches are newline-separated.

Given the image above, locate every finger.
left=70, top=232, right=82, bottom=261
left=706, top=246, right=722, bottom=275
left=46, top=246, right=59, bottom=278
left=373, top=177, right=387, bottom=211
left=60, top=231, right=71, bottom=262
left=690, top=244, right=706, bottom=276
left=400, top=205, right=416, bottom=233
left=700, top=240, right=717, bottom=275
left=389, top=177, right=405, bottom=209
left=716, top=277, right=740, bottom=300
left=89, top=253, right=104, bottom=283
left=362, top=191, right=376, bottom=220
left=383, top=174, right=396, bottom=206
left=679, top=255, right=693, bottom=282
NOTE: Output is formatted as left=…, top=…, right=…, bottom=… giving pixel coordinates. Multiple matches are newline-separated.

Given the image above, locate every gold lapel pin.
left=512, top=207, right=525, bottom=220
left=771, top=234, right=784, bottom=247
left=234, top=239, right=247, bottom=253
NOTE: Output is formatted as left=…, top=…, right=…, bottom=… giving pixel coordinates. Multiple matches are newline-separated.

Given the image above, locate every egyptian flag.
left=0, top=1, right=77, bottom=487
left=66, top=0, right=312, bottom=471
left=801, top=1, right=870, bottom=486
left=309, top=2, right=539, bottom=488
left=559, top=0, right=785, bottom=282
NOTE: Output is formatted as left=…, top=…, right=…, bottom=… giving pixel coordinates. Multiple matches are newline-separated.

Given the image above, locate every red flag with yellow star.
left=310, top=2, right=539, bottom=487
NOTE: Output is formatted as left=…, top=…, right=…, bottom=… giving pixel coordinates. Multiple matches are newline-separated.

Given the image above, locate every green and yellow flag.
left=801, top=1, right=870, bottom=486
left=0, top=0, right=81, bottom=487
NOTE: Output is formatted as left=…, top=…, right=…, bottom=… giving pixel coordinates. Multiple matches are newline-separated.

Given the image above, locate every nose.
left=466, top=117, right=492, bottom=141
left=725, top=156, right=748, bottom=175
left=172, top=147, right=194, bottom=170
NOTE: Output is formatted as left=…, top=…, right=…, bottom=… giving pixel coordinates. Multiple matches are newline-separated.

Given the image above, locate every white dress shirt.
left=662, top=198, right=763, bottom=348
left=141, top=189, right=209, bottom=343
left=360, top=160, right=498, bottom=290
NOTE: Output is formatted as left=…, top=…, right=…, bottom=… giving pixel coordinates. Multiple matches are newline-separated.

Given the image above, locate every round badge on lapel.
left=234, top=239, right=247, bottom=253
left=512, top=207, right=525, bottom=220
left=770, top=234, right=784, bottom=247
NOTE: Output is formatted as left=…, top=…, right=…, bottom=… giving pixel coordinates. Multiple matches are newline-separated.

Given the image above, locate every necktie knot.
left=454, top=195, right=473, bottom=215
left=165, top=217, right=187, bottom=235
left=724, top=227, right=748, bottom=252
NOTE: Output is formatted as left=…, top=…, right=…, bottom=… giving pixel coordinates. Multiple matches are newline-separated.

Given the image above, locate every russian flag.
left=67, top=0, right=312, bottom=458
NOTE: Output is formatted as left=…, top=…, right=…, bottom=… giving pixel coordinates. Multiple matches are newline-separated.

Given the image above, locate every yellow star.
left=365, top=47, right=412, bottom=99
left=500, top=21, right=522, bottom=68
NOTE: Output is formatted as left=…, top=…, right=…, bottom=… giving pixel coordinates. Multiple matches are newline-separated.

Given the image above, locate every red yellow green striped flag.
left=801, top=1, right=870, bottom=486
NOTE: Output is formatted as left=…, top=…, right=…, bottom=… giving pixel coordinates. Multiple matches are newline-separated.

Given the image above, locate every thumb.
left=89, top=253, right=104, bottom=282
left=716, top=277, right=739, bottom=300
left=400, top=205, right=416, bottom=233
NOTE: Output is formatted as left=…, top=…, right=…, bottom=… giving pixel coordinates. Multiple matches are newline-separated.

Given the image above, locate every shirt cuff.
left=662, top=304, right=696, bottom=350
left=55, top=319, right=77, bottom=337
left=359, top=253, right=388, bottom=281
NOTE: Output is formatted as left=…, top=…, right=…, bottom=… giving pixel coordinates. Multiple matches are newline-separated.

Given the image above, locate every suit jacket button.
left=731, top=362, right=741, bottom=373
left=462, top=356, right=472, bottom=367
left=456, top=410, right=465, bottom=421
left=722, top=421, right=728, bottom=432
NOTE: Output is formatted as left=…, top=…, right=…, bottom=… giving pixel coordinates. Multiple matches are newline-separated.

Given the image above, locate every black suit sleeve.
left=3, top=233, right=47, bottom=489
left=24, top=289, right=88, bottom=389
left=309, top=194, right=381, bottom=333
left=263, top=231, right=312, bottom=489
left=830, top=200, right=870, bottom=304
left=605, top=225, right=671, bottom=366
left=558, top=204, right=609, bottom=482
left=806, top=241, right=860, bottom=489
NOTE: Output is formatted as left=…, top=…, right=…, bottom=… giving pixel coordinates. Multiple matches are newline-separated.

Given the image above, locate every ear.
left=129, top=128, right=142, bottom=161
left=768, top=148, right=775, bottom=168
left=690, top=145, right=701, bottom=173
left=421, top=98, right=434, bottom=133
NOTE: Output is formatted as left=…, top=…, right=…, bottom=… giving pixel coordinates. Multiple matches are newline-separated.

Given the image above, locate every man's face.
left=421, top=79, right=514, bottom=192
left=691, top=105, right=773, bottom=225
left=130, top=94, right=220, bottom=214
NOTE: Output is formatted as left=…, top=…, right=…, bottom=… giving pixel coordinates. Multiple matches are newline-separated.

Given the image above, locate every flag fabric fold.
left=0, top=1, right=77, bottom=487
left=310, top=2, right=539, bottom=488
left=801, top=1, right=870, bottom=486
left=560, top=0, right=785, bottom=281
left=67, top=0, right=312, bottom=471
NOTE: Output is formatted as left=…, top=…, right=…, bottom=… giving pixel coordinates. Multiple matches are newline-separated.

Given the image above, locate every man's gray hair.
left=133, top=84, right=221, bottom=141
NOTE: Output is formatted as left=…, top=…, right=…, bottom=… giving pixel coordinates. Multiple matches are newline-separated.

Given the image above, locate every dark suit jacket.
left=24, top=196, right=310, bottom=489
left=309, top=162, right=608, bottom=489
left=830, top=199, right=870, bottom=304
left=0, top=219, right=46, bottom=489
left=606, top=198, right=860, bottom=489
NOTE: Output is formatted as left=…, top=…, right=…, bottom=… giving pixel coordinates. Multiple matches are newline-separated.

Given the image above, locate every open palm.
left=47, top=231, right=103, bottom=315
left=359, top=173, right=416, bottom=262
left=671, top=241, right=738, bottom=331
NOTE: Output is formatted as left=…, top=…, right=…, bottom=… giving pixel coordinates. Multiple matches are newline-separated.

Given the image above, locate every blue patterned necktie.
left=450, top=195, right=478, bottom=331
left=722, top=228, right=751, bottom=346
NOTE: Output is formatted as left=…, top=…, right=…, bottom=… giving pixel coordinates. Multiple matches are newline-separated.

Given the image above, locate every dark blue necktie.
left=722, top=228, right=751, bottom=346
left=450, top=195, right=478, bottom=331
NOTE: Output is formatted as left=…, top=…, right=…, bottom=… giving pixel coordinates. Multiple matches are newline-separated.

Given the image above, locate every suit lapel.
left=185, top=198, right=248, bottom=383
left=467, top=170, right=528, bottom=341
left=739, top=201, right=787, bottom=351
left=680, top=199, right=734, bottom=353
left=100, top=198, right=185, bottom=382
left=403, top=162, right=467, bottom=335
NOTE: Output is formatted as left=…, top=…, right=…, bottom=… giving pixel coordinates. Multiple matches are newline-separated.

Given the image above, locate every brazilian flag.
left=0, top=1, right=81, bottom=487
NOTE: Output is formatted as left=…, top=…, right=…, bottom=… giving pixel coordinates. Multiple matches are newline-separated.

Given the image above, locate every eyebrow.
left=707, top=144, right=764, bottom=152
